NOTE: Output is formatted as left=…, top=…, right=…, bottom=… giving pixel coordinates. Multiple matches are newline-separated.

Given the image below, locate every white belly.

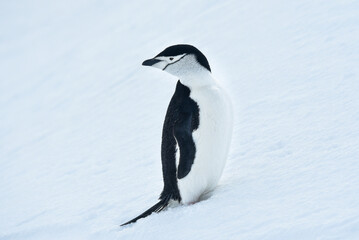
left=177, top=84, right=233, bottom=204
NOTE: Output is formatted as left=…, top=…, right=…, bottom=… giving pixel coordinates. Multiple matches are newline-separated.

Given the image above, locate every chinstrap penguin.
left=121, top=44, right=233, bottom=226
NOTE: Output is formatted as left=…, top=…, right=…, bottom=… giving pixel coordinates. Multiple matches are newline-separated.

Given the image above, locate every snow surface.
left=1, top=0, right=359, bottom=239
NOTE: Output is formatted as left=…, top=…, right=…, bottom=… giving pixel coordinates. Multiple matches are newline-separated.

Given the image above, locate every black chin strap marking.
left=162, top=54, right=187, bottom=71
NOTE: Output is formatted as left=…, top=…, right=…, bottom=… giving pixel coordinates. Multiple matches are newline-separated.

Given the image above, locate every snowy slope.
left=1, top=0, right=359, bottom=239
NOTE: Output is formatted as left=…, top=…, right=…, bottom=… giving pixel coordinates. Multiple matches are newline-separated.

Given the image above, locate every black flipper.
left=121, top=195, right=171, bottom=226
left=174, top=111, right=196, bottom=179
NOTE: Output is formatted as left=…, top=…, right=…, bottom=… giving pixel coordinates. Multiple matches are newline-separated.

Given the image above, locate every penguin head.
left=142, top=44, right=211, bottom=79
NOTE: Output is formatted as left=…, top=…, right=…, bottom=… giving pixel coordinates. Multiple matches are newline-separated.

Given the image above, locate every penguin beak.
left=142, top=58, right=168, bottom=70
left=142, top=58, right=162, bottom=66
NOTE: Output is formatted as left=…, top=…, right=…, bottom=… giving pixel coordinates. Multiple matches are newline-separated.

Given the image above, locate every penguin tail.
left=120, top=195, right=171, bottom=226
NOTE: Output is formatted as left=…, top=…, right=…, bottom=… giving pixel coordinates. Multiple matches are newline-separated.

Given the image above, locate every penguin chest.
left=177, top=85, right=233, bottom=204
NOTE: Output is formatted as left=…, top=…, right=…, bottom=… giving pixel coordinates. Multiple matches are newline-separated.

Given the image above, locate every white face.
left=145, top=54, right=207, bottom=80
left=149, top=54, right=187, bottom=71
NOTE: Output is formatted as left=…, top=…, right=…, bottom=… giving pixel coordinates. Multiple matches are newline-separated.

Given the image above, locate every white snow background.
left=1, top=0, right=359, bottom=239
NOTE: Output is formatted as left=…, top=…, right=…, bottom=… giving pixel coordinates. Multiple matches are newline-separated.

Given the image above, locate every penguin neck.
left=178, top=69, right=214, bottom=90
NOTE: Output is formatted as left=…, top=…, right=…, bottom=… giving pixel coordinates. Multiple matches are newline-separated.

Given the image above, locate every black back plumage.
left=121, top=81, right=199, bottom=226
left=160, top=80, right=199, bottom=200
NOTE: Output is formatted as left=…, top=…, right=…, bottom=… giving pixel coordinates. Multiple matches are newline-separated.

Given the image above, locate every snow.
left=1, top=0, right=359, bottom=239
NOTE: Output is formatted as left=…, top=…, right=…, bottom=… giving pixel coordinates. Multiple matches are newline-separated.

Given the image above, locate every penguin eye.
left=169, top=57, right=174, bottom=61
